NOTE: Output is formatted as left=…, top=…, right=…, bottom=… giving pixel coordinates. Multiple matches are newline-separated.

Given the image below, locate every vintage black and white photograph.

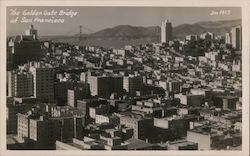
left=1, top=2, right=248, bottom=155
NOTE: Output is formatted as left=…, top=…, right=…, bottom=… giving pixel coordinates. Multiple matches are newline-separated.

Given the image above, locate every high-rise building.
left=161, top=20, right=173, bottom=43
left=7, top=25, right=43, bottom=70
left=54, top=81, right=73, bottom=106
left=8, top=70, right=33, bottom=97
left=29, top=62, right=55, bottom=103
left=231, top=26, right=242, bottom=50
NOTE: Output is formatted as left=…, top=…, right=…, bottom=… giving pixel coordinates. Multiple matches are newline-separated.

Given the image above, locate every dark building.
left=54, top=81, right=74, bottom=106
left=77, top=98, right=107, bottom=118
left=67, top=82, right=90, bottom=107
left=213, top=96, right=238, bottom=110
left=7, top=25, right=44, bottom=70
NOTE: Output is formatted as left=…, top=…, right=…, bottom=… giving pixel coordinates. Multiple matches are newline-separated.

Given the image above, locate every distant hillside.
left=90, top=25, right=159, bottom=38
left=40, top=19, right=241, bottom=48
left=174, top=19, right=241, bottom=39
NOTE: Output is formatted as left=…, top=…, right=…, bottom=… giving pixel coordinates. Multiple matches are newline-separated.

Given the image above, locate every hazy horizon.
left=7, top=6, right=241, bottom=36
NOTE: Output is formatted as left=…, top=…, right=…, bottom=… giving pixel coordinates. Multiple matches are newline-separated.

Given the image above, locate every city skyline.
left=7, top=7, right=241, bottom=36
left=6, top=22, right=243, bottom=150
left=5, top=5, right=244, bottom=152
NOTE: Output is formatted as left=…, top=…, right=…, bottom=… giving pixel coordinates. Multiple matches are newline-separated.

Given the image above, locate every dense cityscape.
left=6, top=19, right=242, bottom=150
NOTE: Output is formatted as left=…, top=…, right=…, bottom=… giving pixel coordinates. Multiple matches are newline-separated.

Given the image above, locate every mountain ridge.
left=40, top=19, right=241, bottom=48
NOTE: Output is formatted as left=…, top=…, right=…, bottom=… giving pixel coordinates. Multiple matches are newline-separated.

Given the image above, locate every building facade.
left=29, top=62, right=55, bottom=102
left=231, top=26, right=242, bottom=50
left=8, top=71, right=33, bottom=97
left=161, top=20, right=173, bottom=43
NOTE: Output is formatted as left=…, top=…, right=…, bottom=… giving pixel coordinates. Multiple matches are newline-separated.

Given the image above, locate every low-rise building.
left=167, top=139, right=198, bottom=150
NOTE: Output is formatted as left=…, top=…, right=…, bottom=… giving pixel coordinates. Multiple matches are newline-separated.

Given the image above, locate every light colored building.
left=95, top=114, right=119, bottom=125
left=167, top=139, right=198, bottom=150
left=67, top=90, right=77, bottom=107
left=131, top=100, right=176, bottom=118
left=232, top=59, right=241, bottom=72
left=80, top=72, right=88, bottom=83
left=95, top=114, right=110, bottom=124
left=187, top=127, right=216, bottom=150
left=154, top=116, right=185, bottom=129
left=225, top=33, right=231, bottom=44
left=56, top=140, right=83, bottom=150
left=17, top=113, right=29, bottom=139
left=205, top=51, right=219, bottom=61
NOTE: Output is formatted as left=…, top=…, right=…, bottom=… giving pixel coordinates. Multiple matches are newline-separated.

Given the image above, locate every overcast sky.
left=7, top=7, right=241, bottom=36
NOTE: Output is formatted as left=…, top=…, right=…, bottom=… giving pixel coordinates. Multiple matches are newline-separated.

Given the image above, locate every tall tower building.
left=7, top=25, right=43, bottom=70
left=29, top=62, right=55, bottom=102
left=231, top=26, right=242, bottom=50
left=161, top=20, right=173, bottom=43
left=25, top=24, right=38, bottom=40
left=225, top=33, right=231, bottom=44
